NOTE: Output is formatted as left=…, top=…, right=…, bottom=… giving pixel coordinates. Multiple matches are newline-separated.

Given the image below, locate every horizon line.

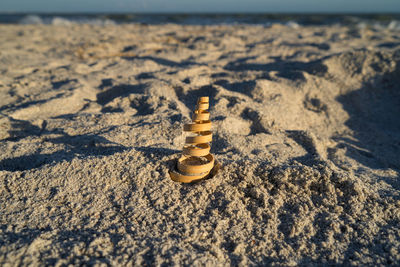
left=1, top=11, right=400, bottom=15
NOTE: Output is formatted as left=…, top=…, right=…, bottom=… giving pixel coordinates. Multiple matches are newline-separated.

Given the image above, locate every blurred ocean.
left=0, top=13, right=399, bottom=29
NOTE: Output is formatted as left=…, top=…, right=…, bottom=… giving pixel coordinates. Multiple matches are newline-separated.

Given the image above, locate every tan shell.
left=169, top=96, right=216, bottom=183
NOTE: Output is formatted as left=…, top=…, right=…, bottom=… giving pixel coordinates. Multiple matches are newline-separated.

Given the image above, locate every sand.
left=0, top=23, right=399, bottom=265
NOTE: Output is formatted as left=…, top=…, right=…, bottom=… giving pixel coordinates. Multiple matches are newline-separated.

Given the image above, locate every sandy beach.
left=0, top=22, right=399, bottom=265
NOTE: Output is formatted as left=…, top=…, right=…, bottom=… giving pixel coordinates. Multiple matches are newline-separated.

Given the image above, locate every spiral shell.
left=169, top=96, right=216, bottom=183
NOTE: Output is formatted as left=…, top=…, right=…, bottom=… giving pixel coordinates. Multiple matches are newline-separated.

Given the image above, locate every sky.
left=0, top=0, right=400, bottom=13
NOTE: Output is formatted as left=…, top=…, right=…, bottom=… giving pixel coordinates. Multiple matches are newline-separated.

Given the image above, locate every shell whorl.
left=169, top=97, right=215, bottom=183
